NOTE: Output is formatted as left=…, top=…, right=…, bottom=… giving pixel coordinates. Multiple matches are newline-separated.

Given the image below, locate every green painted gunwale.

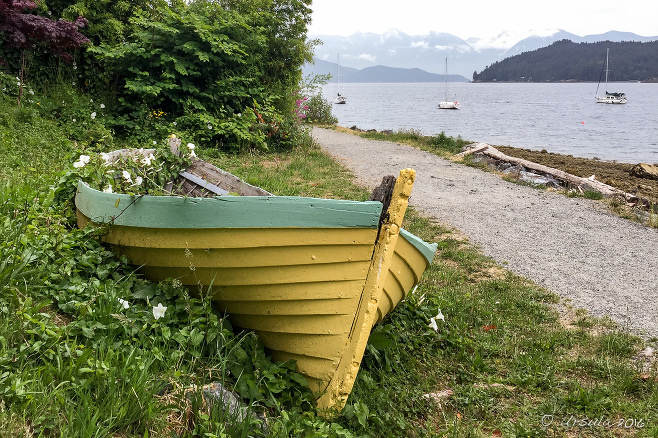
left=399, top=228, right=438, bottom=265
left=76, top=181, right=383, bottom=229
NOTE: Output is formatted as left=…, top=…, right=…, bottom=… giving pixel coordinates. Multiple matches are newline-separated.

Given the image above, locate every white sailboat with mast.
left=333, top=54, right=346, bottom=104
left=595, top=48, right=627, bottom=104
left=438, top=58, right=460, bottom=110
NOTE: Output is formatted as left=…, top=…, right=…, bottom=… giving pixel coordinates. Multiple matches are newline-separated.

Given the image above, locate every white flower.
left=133, top=176, right=143, bottom=186
left=72, top=118, right=76, bottom=122
left=90, top=112, right=97, bottom=119
left=152, top=140, right=157, bottom=145
left=100, top=103, right=105, bottom=109
left=172, top=121, right=177, bottom=126
left=73, top=154, right=91, bottom=168
left=189, top=149, right=197, bottom=158
left=428, top=309, right=445, bottom=332
left=141, top=153, right=155, bottom=166
left=100, top=152, right=111, bottom=166
left=187, top=143, right=195, bottom=150
left=28, top=89, right=34, bottom=95
left=122, top=170, right=132, bottom=183
left=207, top=124, right=213, bottom=130
left=117, top=298, right=129, bottom=309
left=153, top=303, right=167, bottom=320
left=103, top=185, right=113, bottom=193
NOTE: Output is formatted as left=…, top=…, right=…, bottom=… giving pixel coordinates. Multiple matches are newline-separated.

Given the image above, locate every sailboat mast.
left=604, top=48, right=609, bottom=92
left=444, top=58, right=448, bottom=100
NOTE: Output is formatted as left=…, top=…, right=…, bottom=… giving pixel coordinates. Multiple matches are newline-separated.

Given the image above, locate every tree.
left=0, top=0, right=89, bottom=103
left=0, top=0, right=89, bottom=61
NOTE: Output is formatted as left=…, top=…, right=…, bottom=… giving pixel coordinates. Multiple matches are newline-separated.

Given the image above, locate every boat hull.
left=75, top=166, right=435, bottom=411
left=439, top=101, right=460, bottom=109
left=596, top=95, right=627, bottom=104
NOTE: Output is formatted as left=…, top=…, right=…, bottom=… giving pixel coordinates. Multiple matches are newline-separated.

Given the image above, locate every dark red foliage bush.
left=0, top=0, right=90, bottom=61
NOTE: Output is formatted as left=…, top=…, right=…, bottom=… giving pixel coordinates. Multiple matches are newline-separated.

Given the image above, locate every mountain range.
left=304, top=60, right=470, bottom=83
left=307, top=29, right=658, bottom=81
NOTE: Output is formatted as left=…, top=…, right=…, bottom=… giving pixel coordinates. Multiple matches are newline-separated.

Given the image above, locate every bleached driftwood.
left=458, top=143, right=638, bottom=201
left=454, top=142, right=490, bottom=158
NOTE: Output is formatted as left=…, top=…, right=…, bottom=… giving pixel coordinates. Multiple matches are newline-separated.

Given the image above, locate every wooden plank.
left=179, top=171, right=230, bottom=196
left=180, top=159, right=273, bottom=196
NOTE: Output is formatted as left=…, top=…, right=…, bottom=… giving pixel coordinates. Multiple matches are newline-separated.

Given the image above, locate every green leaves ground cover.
left=0, top=183, right=325, bottom=436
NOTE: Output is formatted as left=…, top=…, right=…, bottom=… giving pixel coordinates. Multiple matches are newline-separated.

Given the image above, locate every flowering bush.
left=303, top=93, right=338, bottom=125
left=54, top=135, right=194, bottom=206
left=294, top=93, right=309, bottom=121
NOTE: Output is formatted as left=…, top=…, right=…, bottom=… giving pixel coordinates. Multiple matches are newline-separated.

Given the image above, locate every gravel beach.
left=313, top=127, right=658, bottom=339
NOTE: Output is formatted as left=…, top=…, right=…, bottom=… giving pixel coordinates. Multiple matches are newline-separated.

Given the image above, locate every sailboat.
left=333, top=54, right=347, bottom=104
left=438, top=58, right=460, bottom=110
left=595, top=48, right=627, bottom=104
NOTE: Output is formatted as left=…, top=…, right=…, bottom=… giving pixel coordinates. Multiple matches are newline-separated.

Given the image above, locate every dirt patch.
left=260, top=157, right=291, bottom=169
left=495, top=146, right=658, bottom=205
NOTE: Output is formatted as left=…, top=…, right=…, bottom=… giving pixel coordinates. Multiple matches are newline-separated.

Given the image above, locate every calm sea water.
left=322, top=82, right=658, bottom=164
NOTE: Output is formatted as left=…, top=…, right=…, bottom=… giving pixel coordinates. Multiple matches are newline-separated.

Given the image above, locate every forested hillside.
left=473, top=40, right=658, bottom=82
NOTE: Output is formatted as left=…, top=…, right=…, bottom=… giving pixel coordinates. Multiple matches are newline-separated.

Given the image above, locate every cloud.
left=410, top=41, right=430, bottom=49
left=344, top=53, right=377, bottom=62
left=433, top=44, right=473, bottom=54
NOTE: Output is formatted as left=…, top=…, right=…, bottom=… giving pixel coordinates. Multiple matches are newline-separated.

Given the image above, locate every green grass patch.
left=349, top=128, right=470, bottom=157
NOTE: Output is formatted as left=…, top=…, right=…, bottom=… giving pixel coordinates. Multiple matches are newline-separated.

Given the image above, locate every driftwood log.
left=457, top=143, right=638, bottom=202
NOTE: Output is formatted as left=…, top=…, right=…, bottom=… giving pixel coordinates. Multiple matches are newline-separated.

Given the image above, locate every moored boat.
left=438, top=57, right=461, bottom=110
left=595, top=48, right=627, bottom=104
left=74, top=148, right=436, bottom=411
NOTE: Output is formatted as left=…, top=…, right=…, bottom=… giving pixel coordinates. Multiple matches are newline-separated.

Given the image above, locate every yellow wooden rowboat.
left=75, top=153, right=436, bottom=411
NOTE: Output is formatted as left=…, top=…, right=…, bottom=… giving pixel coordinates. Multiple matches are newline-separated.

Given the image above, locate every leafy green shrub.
left=305, top=93, right=338, bottom=125
left=426, top=131, right=469, bottom=155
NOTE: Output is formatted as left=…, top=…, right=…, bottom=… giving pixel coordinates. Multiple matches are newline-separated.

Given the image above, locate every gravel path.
left=313, top=127, right=658, bottom=339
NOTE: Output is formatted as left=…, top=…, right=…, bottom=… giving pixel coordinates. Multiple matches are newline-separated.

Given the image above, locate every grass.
left=1, top=90, right=657, bottom=437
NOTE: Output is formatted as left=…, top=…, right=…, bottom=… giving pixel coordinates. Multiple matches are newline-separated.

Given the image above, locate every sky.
left=308, top=0, right=657, bottom=41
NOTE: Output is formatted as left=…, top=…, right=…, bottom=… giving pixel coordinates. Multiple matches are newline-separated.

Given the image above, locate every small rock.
left=185, top=382, right=266, bottom=429
left=502, top=164, right=524, bottom=175
left=423, top=389, right=453, bottom=403
left=201, top=382, right=246, bottom=420
left=630, top=163, right=658, bottom=180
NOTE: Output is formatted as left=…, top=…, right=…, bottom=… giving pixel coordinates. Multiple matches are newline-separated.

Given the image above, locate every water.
left=323, top=82, right=658, bottom=164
